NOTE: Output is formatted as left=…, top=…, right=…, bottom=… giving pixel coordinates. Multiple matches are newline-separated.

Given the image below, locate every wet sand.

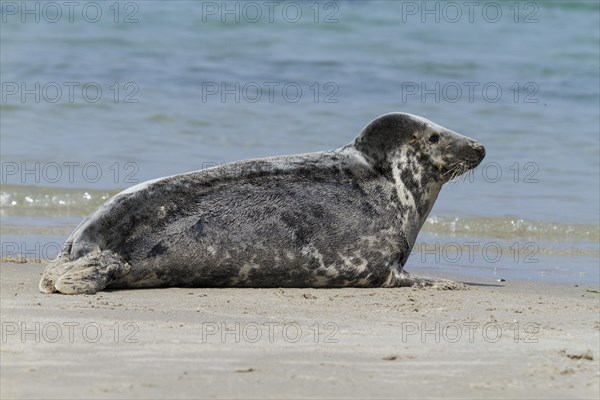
left=1, top=262, right=599, bottom=399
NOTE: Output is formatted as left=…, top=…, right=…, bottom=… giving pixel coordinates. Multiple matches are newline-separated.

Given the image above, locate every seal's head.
left=353, top=112, right=485, bottom=184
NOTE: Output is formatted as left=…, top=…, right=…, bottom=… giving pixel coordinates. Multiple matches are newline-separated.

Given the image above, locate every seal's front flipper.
left=393, top=272, right=468, bottom=290
left=42, top=251, right=129, bottom=295
left=412, top=276, right=468, bottom=290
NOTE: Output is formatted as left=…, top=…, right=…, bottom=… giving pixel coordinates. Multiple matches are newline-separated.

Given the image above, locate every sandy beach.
left=1, top=262, right=598, bottom=399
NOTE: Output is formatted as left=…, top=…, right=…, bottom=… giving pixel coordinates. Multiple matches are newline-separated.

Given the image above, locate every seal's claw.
left=39, top=277, right=59, bottom=294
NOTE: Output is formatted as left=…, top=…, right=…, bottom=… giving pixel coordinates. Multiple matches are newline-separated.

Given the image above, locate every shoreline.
left=1, top=262, right=599, bottom=399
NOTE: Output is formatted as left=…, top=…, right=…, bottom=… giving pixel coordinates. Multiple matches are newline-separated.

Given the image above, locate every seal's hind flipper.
left=39, top=256, right=74, bottom=294
left=40, top=251, right=129, bottom=295
left=39, top=242, right=78, bottom=293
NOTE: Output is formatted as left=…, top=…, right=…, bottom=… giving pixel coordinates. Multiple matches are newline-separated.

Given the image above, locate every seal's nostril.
left=470, top=142, right=485, bottom=158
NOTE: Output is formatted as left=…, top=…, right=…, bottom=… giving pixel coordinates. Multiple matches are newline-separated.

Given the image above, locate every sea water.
left=1, top=1, right=598, bottom=284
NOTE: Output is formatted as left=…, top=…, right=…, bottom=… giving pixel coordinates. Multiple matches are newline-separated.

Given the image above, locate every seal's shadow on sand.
left=92, top=278, right=496, bottom=293
left=463, top=282, right=505, bottom=288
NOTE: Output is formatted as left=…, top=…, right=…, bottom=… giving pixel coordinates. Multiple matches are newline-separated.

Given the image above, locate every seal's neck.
left=390, top=148, right=444, bottom=226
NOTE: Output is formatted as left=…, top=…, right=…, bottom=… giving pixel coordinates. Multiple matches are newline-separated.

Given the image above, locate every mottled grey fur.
left=40, top=113, right=485, bottom=294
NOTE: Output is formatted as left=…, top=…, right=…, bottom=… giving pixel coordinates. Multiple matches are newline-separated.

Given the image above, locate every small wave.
left=412, top=242, right=599, bottom=258
left=0, top=184, right=118, bottom=216
left=423, top=216, right=599, bottom=242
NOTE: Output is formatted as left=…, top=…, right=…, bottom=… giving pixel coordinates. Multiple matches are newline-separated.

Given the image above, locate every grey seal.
left=40, top=112, right=485, bottom=294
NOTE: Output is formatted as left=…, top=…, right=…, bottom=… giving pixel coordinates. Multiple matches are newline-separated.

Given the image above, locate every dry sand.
left=1, top=262, right=599, bottom=399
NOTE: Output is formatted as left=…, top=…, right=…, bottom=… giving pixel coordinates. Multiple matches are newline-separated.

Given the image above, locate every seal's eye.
left=429, top=134, right=440, bottom=143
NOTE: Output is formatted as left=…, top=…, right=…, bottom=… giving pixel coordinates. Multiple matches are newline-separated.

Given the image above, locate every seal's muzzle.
left=466, top=141, right=486, bottom=169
